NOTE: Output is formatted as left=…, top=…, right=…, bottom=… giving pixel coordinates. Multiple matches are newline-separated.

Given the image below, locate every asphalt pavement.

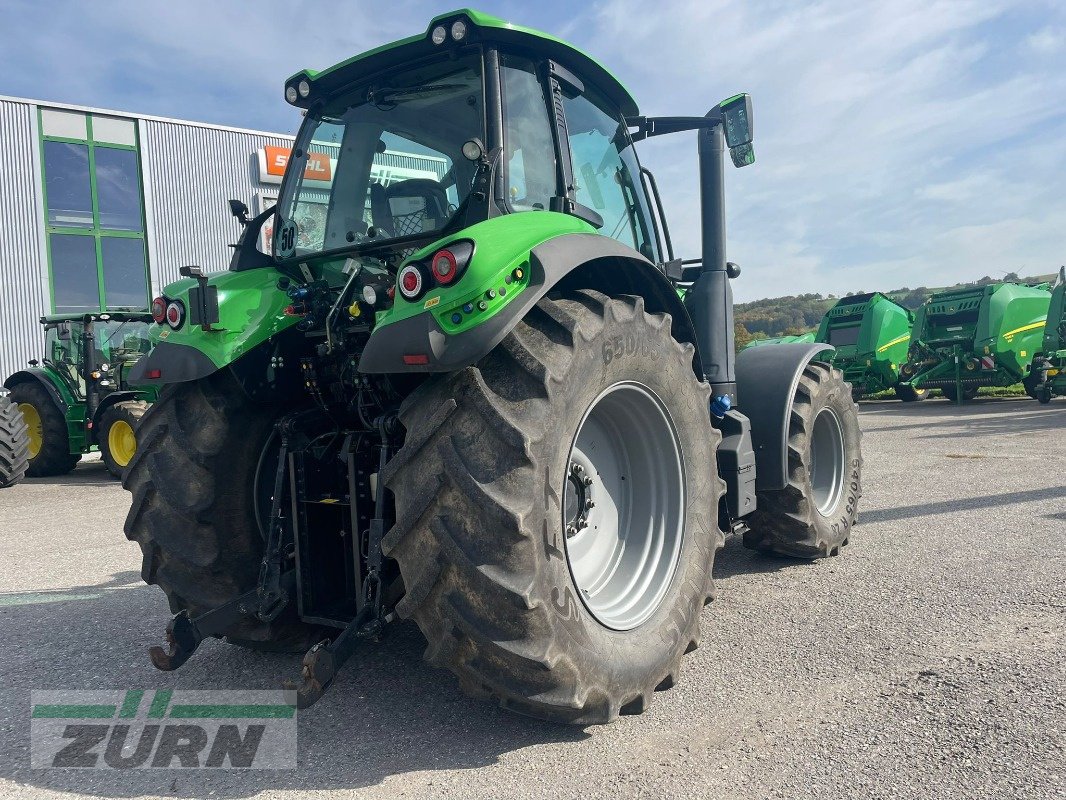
left=0, top=397, right=1063, bottom=799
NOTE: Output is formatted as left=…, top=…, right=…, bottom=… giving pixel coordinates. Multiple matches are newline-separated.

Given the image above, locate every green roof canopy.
left=285, top=8, right=639, bottom=116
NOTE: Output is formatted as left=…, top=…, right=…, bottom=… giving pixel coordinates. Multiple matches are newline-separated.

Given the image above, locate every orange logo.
left=263, top=145, right=331, bottom=181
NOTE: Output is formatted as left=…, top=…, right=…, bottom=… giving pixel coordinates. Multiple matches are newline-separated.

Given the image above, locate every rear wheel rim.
left=107, top=419, right=137, bottom=467
left=809, top=407, right=845, bottom=516
left=563, top=381, right=685, bottom=631
left=18, top=403, right=42, bottom=459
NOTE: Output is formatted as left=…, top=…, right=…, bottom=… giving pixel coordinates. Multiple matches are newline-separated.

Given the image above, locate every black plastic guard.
left=126, top=342, right=219, bottom=386
left=735, top=342, right=834, bottom=491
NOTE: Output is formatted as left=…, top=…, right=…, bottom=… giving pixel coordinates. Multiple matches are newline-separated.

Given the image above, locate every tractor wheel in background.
left=99, top=400, right=148, bottom=479
left=894, top=384, right=928, bottom=402
left=384, top=291, right=723, bottom=724
left=942, top=385, right=979, bottom=403
left=0, top=394, right=30, bottom=488
left=743, top=362, right=862, bottom=559
left=123, top=370, right=323, bottom=651
left=1037, top=386, right=1053, bottom=404
left=8, top=382, right=80, bottom=477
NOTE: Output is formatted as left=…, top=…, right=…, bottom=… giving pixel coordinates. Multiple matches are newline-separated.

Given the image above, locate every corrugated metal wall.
left=0, top=99, right=48, bottom=382
left=140, top=121, right=293, bottom=290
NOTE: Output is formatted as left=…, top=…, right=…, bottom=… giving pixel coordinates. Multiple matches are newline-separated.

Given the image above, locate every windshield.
left=274, top=53, right=485, bottom=260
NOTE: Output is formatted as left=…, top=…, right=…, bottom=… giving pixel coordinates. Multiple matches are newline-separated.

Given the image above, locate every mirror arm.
left=626, top=113, right=724, bottom=142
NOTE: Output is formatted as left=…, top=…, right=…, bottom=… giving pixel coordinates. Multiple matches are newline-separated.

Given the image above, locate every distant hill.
left=736, top=271, right=1057, bottom=344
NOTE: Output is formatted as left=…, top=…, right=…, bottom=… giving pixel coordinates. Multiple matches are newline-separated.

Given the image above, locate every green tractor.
left=900, top=282, right=1051, bottom=403
left=125, top=10, right=863, bottom=723
left=4, top=312, right=158, bottom=478
left=0, top=392, right=30, bottom=488
left=1025, top=267, right=1066, bottom=404
left=815, top=292, right=923, bottom=401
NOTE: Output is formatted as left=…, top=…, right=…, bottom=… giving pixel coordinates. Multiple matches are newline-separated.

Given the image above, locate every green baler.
left=1024, top=267, right=1066, bottom=403
left=744, top=332, right=816, bottom=347
left=901, top=282, right=1051, bottom=403
left=815, top=292, right=921, bottom=401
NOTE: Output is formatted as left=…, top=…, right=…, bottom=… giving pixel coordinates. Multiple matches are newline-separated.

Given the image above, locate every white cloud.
left=2, top=0, right=1064, bottom=301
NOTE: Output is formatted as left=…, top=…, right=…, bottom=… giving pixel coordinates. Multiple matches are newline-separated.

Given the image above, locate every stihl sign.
left=257, top=146, right=333, bottom=187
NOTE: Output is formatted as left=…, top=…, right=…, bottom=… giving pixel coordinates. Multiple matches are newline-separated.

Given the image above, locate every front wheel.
left=894, top=384, right=928, bottom=402
left=99, top=400, right=148, bottom=479
left=744, top=363, right=863, bottom=558
left=942, top=384, right=979, bottom=403
left=383, top=291, right=724, bottom=724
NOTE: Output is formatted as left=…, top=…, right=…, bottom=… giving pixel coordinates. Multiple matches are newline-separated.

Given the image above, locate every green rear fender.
left=129, top=268, right=299, bottom=386
left=359, top=213, right=695, bottom=373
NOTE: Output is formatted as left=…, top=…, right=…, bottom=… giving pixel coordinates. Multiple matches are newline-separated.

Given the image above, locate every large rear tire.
left=99, top=400, right=148, bottom=479
left=0, top=394, right=30, bottom=488
left=8, top=382, right=79, bottom=477
left=123, top=370, right=322, bottom=650
left=743, top=363, right=862, bottom=558
left=383, top=291, right=723, bottom=724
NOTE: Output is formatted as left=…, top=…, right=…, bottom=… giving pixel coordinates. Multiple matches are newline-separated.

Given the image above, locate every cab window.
left=500, top=55, right=558, bottom=212
left=562, top=86, right=658, bottom=261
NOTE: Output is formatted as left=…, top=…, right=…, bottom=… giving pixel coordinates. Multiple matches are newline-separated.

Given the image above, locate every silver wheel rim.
left=810, top=407, right=845, bottom=516
left=563, top=381, right=685, bottom=631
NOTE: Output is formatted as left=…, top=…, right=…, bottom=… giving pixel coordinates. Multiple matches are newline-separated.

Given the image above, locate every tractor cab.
left=41, top=312, right=153, bottom=401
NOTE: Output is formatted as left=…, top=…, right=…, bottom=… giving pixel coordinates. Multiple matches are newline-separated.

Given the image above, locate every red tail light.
left=398, top=264, right=425, bottom=300
left=151, top=297, right=167, bottom=324
left=430, top=249, right=458, bottom=284
left=165, top=300, right=185, bottom=329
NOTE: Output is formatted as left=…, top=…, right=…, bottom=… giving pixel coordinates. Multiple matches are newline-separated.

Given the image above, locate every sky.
left=2, top=0, right=1064, bottom=302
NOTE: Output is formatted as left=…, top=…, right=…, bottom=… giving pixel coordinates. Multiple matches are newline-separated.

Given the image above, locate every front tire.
left=123, top=370, right=321, bottom=650
left=942, top=384, right=979, bottom=403
left=99, top=400, right=148, bottom=479
left=743, top=363, right=862, bottom=558
left=8, top=382, right=79, bottom=477
left=0, top=394, right=30, bottom=488
left=894, top=384, right=928, bottom=402
left=383, top=291, right=724, bottom=724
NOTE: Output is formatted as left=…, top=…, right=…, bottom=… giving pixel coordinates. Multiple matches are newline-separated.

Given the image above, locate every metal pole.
left=683, top=122, right=737, bottom=404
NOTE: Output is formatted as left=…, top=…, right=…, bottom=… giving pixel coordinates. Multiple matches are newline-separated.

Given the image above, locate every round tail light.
left=398, top=264, right=424, bottom=300
left=430, top=249, right=459, bottom=285
left=151, top=297, right=167, bottom=324
left=165, top=300, right=185, bottom=329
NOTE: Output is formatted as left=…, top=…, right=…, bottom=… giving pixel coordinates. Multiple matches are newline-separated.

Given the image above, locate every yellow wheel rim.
left=108, top=419, right=137, bottom=467
left=18, top=403, right=43, bottom=459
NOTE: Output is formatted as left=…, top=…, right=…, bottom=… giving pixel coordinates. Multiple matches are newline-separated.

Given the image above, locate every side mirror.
left=56, top=322, right=72, bottom=341
left=228, top=199, right=250, bottom=226
left=718, top=93, right=753, bottom=147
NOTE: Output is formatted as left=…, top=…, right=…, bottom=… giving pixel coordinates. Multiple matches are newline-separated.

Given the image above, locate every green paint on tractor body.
left=744, top=332, right=816, bottom=348
left=902, top=282, right=1051, bottom=394
left=815, top=292, right=914, bottom=396
left=1024, top=269, right=1066, bottom=402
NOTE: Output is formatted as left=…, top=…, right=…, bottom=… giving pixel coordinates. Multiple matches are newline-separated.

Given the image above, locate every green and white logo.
left=30, top=690, right=296, bottom=769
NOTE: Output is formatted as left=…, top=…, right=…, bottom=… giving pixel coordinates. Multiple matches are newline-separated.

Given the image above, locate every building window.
left=39, top=108, right=150, bottom=312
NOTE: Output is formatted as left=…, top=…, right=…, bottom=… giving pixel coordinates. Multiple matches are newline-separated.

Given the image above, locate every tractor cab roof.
left=284, top=8, right=639, bottom=116
left=41, top=311, right=154, bottom=325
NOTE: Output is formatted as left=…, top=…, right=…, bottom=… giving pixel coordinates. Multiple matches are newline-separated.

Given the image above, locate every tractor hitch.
left=287, top=606, right=387, bottom=709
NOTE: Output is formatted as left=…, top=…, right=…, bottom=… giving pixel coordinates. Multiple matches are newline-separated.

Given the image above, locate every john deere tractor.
left=900, top=282, right=1051, bottom=403
left=125, top=10, right=862, bottom=723
left=4, top=312, right=158, bottom=478
left=1025, top=267, right=1066, bottom=404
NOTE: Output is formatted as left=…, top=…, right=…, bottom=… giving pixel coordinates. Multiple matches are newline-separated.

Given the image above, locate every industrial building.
left=0, top=95, right=447, bottom=380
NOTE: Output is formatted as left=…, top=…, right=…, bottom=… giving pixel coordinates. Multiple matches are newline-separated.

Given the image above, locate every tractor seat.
left=382, top=179, right=450, bottom=238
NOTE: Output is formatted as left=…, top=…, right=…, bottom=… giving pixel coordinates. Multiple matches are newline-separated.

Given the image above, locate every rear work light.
left=151, top=297, right=167, bottom=324
left=165, top=300, right=185, bottom=329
